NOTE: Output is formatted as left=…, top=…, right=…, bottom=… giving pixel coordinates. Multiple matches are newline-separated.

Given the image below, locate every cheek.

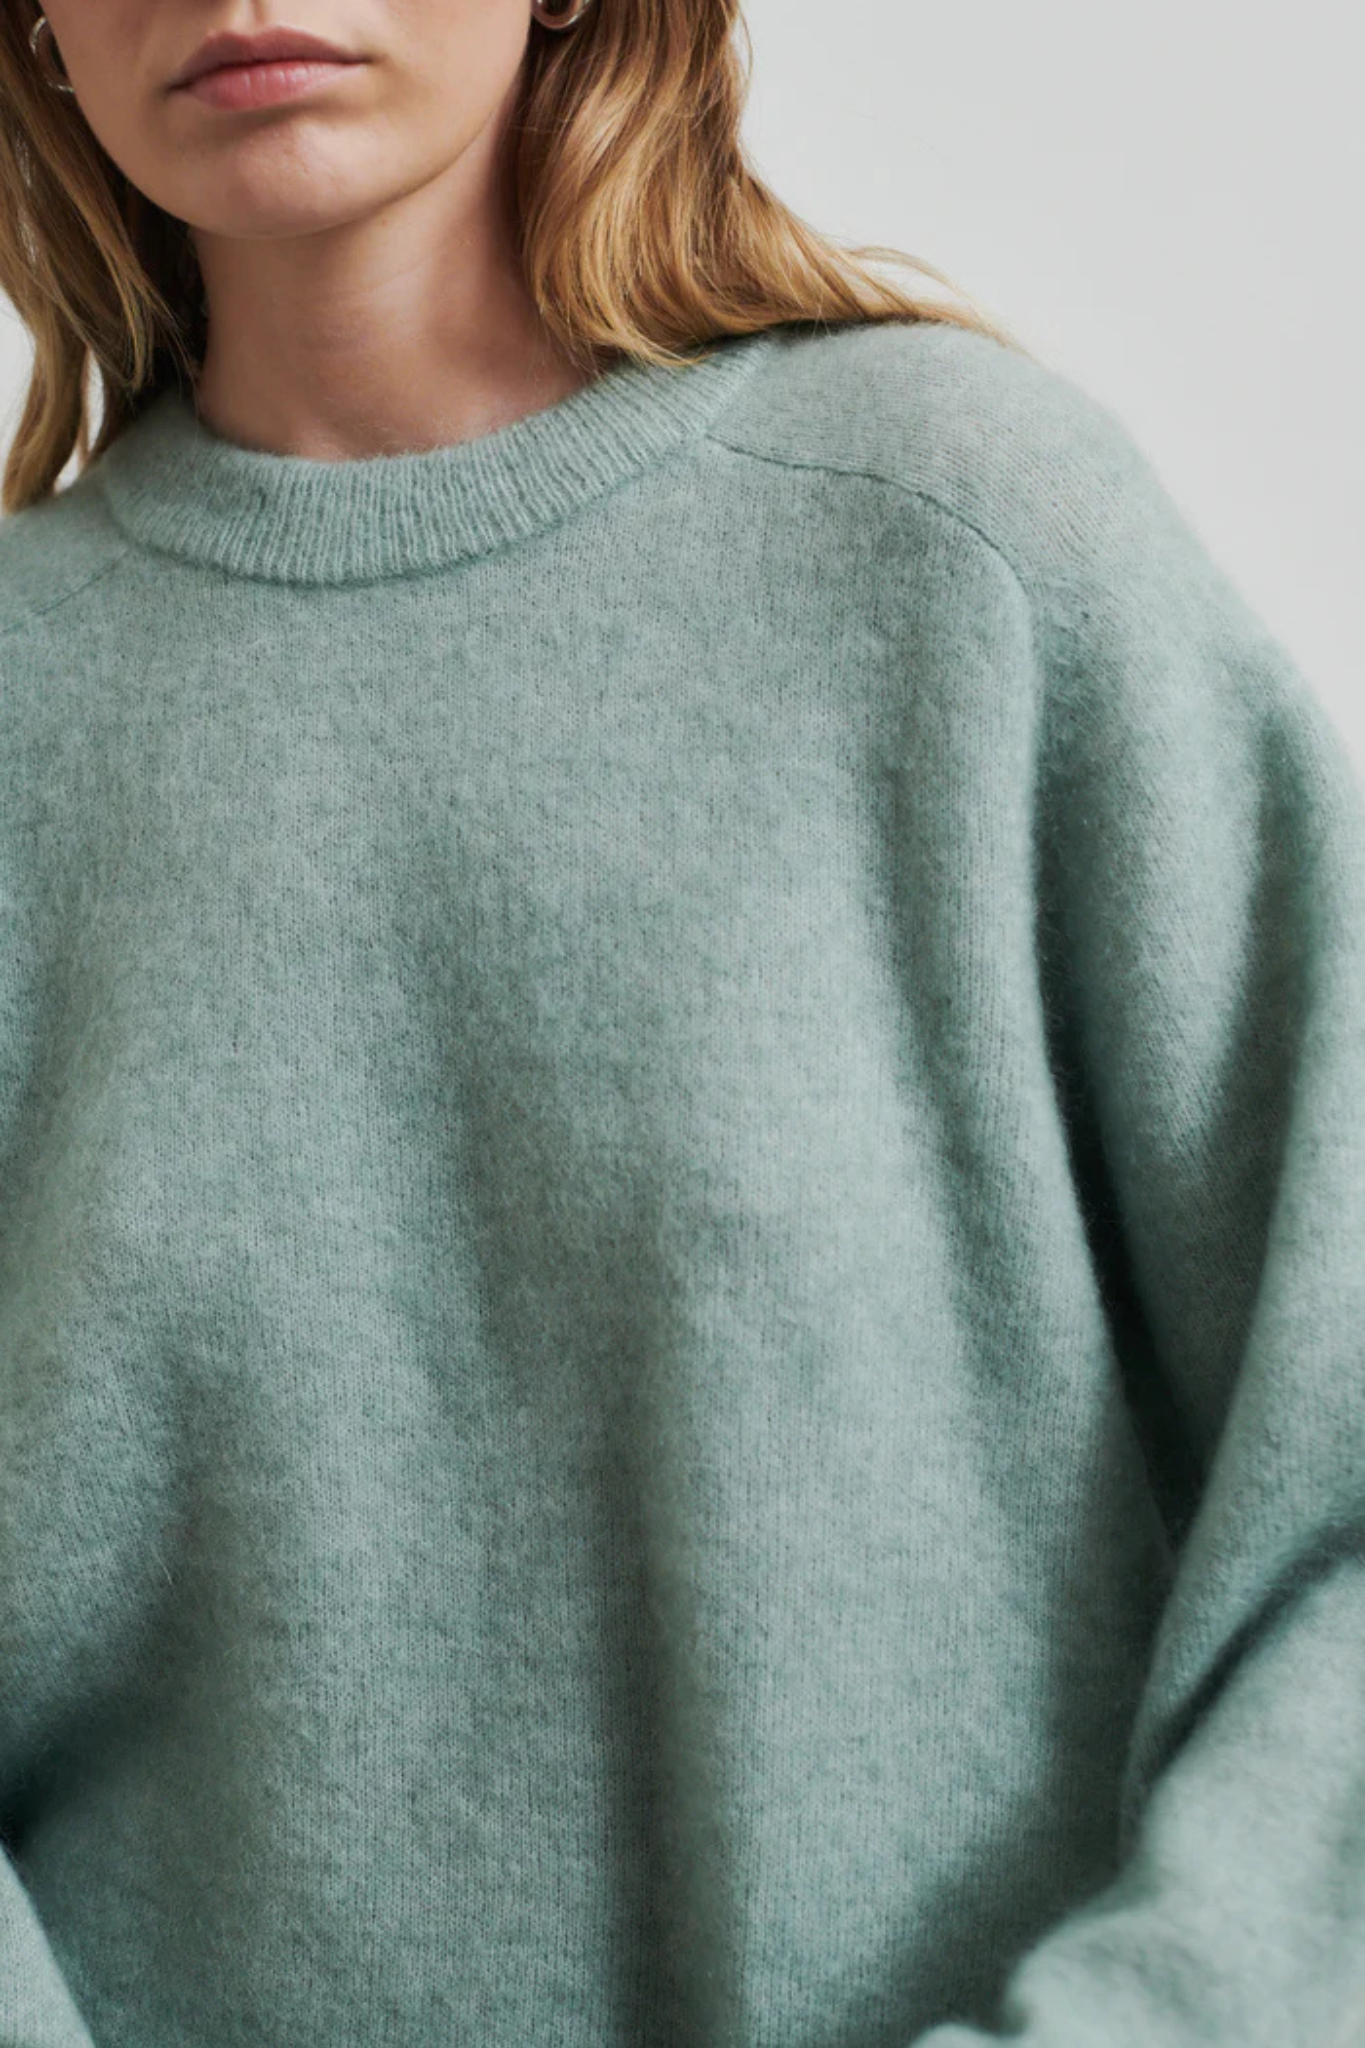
left=401, top=0, right=536, bottom=126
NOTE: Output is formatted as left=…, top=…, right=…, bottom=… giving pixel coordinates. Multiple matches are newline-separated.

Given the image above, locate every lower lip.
left=179, top=57, right=361, bottom=110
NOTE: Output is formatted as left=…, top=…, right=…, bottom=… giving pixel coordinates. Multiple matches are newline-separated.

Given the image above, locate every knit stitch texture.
left=0, top=318, right=1362, bottom=2047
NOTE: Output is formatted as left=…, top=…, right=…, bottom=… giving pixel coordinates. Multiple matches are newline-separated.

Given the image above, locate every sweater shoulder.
left=0, top=468, right=133, bottom=651
left=710, top=318, right=1205, bottom=603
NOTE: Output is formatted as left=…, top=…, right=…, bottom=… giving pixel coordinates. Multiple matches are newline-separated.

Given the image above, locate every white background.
left=2, top=0, right=1360, bottom=778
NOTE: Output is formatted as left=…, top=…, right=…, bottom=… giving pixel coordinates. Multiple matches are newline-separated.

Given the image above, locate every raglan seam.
left=701, top=427, right=1045, bottom=612
left=7, top=439, right=1044, bottom=614
left=0, top=541, right=140, bottom=646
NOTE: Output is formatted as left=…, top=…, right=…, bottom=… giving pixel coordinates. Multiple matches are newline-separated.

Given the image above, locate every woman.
left=0, top=2, right=1362, bottom=2043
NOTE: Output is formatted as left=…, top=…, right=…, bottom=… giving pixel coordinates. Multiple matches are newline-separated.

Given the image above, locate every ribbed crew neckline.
left=89, top=328, right=784, bottom=587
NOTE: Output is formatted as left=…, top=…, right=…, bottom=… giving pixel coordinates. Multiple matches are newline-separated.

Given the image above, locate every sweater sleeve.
left=0, top=1848, right=96, bottom=2046
left=916, top=404, right=1365, bottom=2047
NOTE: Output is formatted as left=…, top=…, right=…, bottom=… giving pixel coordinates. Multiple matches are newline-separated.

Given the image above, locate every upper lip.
left=171, top=26, right=362, bottom=88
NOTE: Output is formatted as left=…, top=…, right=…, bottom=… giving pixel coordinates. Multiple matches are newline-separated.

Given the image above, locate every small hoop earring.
left=29, top=13, right=76, bottom=93
left=530, top=0, right=594, bottom=30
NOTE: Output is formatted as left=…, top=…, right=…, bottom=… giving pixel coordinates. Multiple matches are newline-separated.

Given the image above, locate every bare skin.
left=39, top=0, right=599, bottom=459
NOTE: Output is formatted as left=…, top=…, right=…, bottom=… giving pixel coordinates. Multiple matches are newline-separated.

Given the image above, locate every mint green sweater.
left=1, top=317, right=1362, bottom=2048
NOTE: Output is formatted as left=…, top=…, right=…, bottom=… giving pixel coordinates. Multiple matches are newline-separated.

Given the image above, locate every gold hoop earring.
left=530, top=0, right=594, bottom=30
left=29, top=13, right=76, bottom=93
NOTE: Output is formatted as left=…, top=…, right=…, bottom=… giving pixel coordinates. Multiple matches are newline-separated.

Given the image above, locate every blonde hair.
left=0, top=0, right=1032, bottom=516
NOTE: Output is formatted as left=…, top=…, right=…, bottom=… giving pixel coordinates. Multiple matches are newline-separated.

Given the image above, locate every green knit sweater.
left=1, top=318, right=1362, bottom=2048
